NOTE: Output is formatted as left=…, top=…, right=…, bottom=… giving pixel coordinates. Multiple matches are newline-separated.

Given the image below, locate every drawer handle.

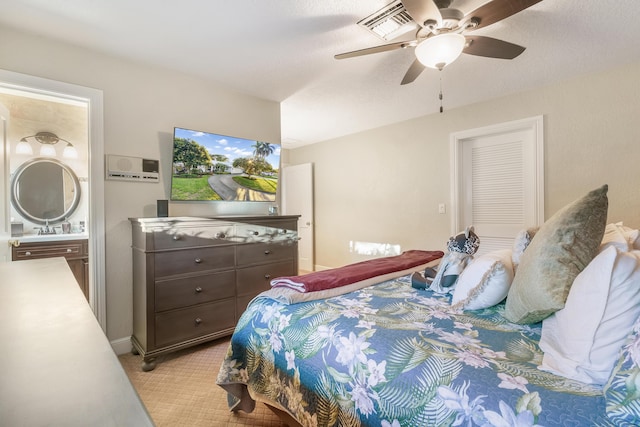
left=172, top=235, right=181, bottom=241
left=195, top=287, right=203, bottom=293
left=264, top=274, right=271, bottom=280
left=194, top=318, right=202, bottom=325
left=25, top=251, right=32, bottom=256
left=194, top=258, right=202, bottom=264
left=215, top=232, right=226, bottom=239
left=252, top=231, right=259, bottom=236
left=264, top=250, right=271, bottom=255
left=66, top=248, right=72, bottom=253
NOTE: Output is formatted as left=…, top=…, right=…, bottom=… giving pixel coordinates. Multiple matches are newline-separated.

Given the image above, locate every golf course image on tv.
left=171, top=127, right=280, bottom=202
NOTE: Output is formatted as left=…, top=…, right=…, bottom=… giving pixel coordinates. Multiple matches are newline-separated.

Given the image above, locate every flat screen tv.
left=171, top=127, right=280, bottom=202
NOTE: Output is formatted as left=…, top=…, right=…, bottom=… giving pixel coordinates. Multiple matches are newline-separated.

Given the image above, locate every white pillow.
left=618, top=223, right=640, bottom=249
left=539, top=246, right=640, bottom=385
left=511, top=227, right=538, bottom=272
left=451, top=249, right=514, bottom=310
left=600, top=222, right=633, bottom=252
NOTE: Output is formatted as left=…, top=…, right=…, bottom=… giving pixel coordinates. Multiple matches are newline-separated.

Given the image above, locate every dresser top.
left=129, top=216, right=299, bottom=249
left=129, top=214, right=299, bottom=225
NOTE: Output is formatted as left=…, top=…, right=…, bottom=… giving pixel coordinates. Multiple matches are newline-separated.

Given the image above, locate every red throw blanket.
left=270, top=250, right=444, bottom=293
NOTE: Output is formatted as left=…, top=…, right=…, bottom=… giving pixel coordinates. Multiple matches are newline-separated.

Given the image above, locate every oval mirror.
left=10, top=158, right=81, bottom=225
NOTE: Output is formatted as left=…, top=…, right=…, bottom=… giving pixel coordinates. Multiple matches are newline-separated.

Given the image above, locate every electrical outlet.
left=438, top=203, right=446, bottom=214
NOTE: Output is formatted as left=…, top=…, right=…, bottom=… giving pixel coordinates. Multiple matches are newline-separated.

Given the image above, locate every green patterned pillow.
left=504, top=185, right=608, bottom=324
left=603, top=315, right=640, bottom=424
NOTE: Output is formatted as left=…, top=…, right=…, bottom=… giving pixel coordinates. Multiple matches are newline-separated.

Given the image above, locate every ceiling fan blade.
left=402, top=0, right=442, bottom=27
left=401, top=59, right=426, bottom=85
left=463, top=35, right=525, bottom=59
left=334, top=40, right=417, bottom=60
left=463, top=0, right=543, bottom=31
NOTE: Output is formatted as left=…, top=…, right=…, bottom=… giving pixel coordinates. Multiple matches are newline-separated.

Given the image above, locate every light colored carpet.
left=119, top=336, right=287, bottom=427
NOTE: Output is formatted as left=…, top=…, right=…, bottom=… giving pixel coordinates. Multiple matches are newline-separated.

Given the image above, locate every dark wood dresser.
left=11, top=238, right=89, bottom=300
left=129, top=215, right=299, bottom=371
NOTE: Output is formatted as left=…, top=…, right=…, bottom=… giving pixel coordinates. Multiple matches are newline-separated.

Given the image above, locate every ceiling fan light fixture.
left=415, top=33, right=466, bottom=70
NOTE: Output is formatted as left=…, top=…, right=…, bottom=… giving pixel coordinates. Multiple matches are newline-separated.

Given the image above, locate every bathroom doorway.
left=0, top=69, right=106, bottom=329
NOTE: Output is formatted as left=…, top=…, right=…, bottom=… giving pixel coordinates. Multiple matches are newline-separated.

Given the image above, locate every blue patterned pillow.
left=603, top=315, right=640, bottom=424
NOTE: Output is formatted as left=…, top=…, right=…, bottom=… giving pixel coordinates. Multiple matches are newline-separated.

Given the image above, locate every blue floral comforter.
left=217, top=274, right=617, bottom=426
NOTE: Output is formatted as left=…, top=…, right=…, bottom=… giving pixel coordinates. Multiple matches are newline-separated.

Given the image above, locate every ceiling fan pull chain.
left=439, top=72, right=444, bottom=113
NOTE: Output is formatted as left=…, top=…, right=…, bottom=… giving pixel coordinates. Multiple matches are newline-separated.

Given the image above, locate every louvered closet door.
left=459, top=127, right=540, bottom=256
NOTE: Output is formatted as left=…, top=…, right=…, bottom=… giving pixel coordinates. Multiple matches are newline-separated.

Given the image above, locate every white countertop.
left=12, top=232, right=89, bottom=243
left=0, top=258, right=153, bottom=426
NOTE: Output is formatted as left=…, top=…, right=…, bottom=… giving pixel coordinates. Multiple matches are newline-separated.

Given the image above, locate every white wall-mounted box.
left=105, top=155, right=159, bottom=182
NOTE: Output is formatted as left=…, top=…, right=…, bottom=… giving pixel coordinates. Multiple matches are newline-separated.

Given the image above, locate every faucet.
left=38, top=220, right=57, bottom=235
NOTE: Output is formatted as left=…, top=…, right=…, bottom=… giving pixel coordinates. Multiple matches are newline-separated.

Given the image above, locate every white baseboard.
left=110, top=336, right=132, bottom=356
left=314, top=264, right=332, bottom=271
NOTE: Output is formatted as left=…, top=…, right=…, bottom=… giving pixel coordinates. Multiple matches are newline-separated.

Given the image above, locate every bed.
left=217, top=186, right=640, bottom=426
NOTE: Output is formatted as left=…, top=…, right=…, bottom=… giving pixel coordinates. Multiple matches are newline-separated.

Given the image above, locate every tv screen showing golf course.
left=171, top=127, right=280, bottom=202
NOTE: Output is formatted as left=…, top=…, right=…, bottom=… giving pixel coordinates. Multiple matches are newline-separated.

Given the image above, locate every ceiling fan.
left=335, top=0, right=543, bottom=85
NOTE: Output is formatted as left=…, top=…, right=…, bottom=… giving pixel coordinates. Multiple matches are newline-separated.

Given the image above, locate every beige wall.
left=289, top=61, right=640, bottom=270
left=0, top=27, right=281, bottom=344
left=3, top=23, right=639, bottom=346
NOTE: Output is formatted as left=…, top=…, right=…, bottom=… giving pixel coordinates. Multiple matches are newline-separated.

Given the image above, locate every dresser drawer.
left=155, top=299, right=235, bottom=348
left=236, top=260, right=295, bottom=297
left=236, top=242, right=295, bottom=266
left=154, top=245, right=235, bottom=277
left=12, top=240, right=87, bottom=261
left=155, top=270, right=236, bottom=312
left=153, top=225, right=233, bottom=250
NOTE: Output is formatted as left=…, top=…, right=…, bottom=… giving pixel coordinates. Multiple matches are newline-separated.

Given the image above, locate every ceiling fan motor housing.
left=438, top=8, right=464, bottom=30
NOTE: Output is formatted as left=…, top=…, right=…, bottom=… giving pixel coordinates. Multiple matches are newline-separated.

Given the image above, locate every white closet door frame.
left=450, top=116, right=544, bottom=249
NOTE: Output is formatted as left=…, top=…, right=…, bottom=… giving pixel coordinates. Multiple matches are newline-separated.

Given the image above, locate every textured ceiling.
left=2, top=1, right=639, bottom=148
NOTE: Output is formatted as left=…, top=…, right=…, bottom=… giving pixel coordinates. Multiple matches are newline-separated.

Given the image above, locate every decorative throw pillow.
left=451, top=249, right=514, bottom=310
left=504, top=185, right=608, bottom=324
left=539, top=247, right=640, bottom=385
left=603, top=314, right=640, bottom=424
left=511, top=227, right=539, bottom=272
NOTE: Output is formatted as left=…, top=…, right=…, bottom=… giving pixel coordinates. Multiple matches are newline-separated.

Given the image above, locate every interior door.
left=0, top=101, right=10, bottom=262
left=281, top=163, right=314, bottom=272
left=452, top=117, right=544, bottom=256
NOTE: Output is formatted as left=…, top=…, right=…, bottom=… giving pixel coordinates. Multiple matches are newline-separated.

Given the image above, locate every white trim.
left=110, top=336, right=133, bottom=356
left=0, top=69, right=107, bottom=331
left=450, top=115, right=545, bottom=234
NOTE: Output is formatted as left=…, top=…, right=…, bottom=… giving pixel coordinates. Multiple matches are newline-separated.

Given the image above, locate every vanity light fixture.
left=18, top=131, right=79, bottom=159
left=15, top=139, right=33, bottom=155
left=39, top=143, right=57, bottom=157
left=62, top=142, right=78, bottom=159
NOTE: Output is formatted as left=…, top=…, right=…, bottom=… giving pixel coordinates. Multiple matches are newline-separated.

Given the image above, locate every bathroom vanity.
left=11, top=236, right=89, bottom=300
left=8, top=155, right=90, bottom=299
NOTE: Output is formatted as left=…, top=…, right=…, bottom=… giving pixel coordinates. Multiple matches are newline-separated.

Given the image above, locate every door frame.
left=0, top=69, right=106, bottom=330
left=281, top=162, right=314, bottom=272
left=449, top=115, right=545, bottom=235
left=0, top=102, right=9, bottom=262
